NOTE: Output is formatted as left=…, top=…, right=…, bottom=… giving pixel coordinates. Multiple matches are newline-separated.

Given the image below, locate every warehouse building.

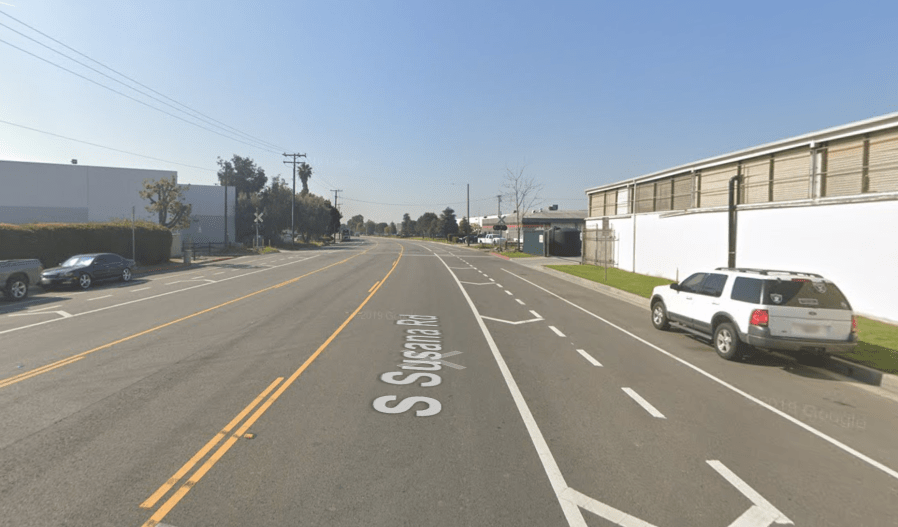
left=0, top=160, right=235, bottom=249
left=584, top=112, right=898, bottom=323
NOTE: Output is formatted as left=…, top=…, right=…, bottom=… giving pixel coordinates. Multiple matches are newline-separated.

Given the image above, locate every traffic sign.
left=254, top=211, right=264, bottom=223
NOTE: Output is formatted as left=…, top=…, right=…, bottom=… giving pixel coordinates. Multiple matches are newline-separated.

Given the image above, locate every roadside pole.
left=131, top=206, right=136, bottom=263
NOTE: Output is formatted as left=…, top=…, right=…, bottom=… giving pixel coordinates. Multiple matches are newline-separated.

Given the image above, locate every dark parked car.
left=41, top=253, right=135, bottom=290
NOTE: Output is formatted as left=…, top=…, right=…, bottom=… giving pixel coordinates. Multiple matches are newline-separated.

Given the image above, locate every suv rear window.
left=763, top=279, right=852, bottom=310
left=731, top=277, right=762, bottom=303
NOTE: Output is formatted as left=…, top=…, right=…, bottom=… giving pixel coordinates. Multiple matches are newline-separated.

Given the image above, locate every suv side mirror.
left=670, top=283, right=680, bottom=292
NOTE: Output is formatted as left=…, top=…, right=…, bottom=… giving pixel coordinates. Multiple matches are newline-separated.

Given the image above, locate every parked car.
left=649, top=268, right=858, bottom=362
left=477, top=233, right=506, bottom=245
left=41, top=253, right=135, bottom=290
left=456, top=234, right=478, bottom=243
left=0, top=259, right=43, bottom=301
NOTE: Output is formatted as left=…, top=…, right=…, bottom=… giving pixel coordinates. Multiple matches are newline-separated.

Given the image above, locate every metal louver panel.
left=604, top=189, right=618, bottom=216
left=868, top=130, right=898, bottom=192
left=825, top=138, right=863, bottom=197
left=655, top=180, right=672, bottom=212
left=772, top=149, right=810, bottom=202
left=741, top=157, right=770, bottom=204
left=700, top=164, right=737, bottom=208
left=672, top=174, right=693, bottom=209
left=635, top=183, right=655, bottom=213
left=589, top=192, right=605, bottom=217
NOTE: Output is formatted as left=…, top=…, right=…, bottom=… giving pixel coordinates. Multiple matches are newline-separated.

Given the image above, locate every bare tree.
left=503, top=165, right=543, bottom=249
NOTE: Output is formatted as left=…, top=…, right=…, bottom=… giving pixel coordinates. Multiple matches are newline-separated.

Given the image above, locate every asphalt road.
left=0, top=238, right=896, bottom=527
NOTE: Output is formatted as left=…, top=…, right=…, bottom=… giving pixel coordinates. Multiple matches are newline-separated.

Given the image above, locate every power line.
left=0, top=37, right=284, bottom=154
left=0, top=118, right=215, bottom=172
left=340, top=196, right=494, bottom=207
left=0, top=12, right=285, bottom=152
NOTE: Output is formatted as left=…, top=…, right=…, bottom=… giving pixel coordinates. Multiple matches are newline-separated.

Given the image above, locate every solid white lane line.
left=86, top=295, right=113, bottom=301
left=503, top=268, right=898, bottom=483
left=549, top=326, right=566, bottom=337
left=131, top=287, right=151, bottom=292
left=436, top=254, right=587, bottom=527
left=622, top=388, right=666, bottom=419
left=516, top=298, right=525, bottom=305
left=530, top=310, right=542, bottom=318
left=576, top=349, right=602, bottom=367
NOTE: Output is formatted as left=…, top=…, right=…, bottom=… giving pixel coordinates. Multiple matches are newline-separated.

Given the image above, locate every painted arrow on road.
left=708, top=460, right=793, bottom=526
left=481, top=310, right=544, bottom=325
left=9, top=310, right=72, bottom=319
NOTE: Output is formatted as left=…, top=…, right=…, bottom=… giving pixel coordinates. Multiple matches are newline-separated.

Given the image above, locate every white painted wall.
left=587, top=198, right=898, bottom=323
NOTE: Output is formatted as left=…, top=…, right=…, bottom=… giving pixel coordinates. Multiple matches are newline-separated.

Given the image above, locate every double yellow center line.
left=139, top=244, right=404, bottom=527
left=0, top=245, right=377, bottom=390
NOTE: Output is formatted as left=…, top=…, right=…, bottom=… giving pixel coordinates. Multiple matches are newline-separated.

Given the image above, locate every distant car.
left=477, top=233, right=506, bottom=245
left=650, top=267, right=858, bottom=362
left=457, top=234, right=478, bottom=243
left=41, top=253, right=135, bottom=290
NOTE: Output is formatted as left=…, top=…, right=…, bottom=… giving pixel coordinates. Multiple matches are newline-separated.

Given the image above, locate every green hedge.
left=0, top=222, right=172, bottom=266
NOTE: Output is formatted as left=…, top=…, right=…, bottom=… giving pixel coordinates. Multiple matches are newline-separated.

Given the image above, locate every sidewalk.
left=498, top=255, right=898, bottom=398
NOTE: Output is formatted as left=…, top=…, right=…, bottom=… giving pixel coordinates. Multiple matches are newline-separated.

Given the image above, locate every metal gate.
left=582, top=227, right=617, bottom=268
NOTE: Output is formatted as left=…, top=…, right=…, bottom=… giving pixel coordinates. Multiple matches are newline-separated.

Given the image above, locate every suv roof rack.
left=714, top=267, right=824, bottom=278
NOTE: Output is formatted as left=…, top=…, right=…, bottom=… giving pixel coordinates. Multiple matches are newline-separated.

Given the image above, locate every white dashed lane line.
left=530, top=310, right=542, bottom=318
left=515, top=298, right=525, bottom=305
left=131, top=287, right=151, bottom=292
left=622, top=388, right=666, bottom=419
left=549, top=326, right=566, bottom=337
left=505, top=290, right=513, bottom=296
left=576, top=349, right=602, bottom=367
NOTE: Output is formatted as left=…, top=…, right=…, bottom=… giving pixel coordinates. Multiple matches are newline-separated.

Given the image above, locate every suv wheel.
left=651, top=301, right=670, bottom=330
left=713, top=322, right=746, bottom=361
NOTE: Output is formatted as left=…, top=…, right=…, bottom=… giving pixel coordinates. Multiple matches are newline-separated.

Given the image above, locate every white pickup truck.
left=477, top=233, right=507, bottom=245
left=0, top=259, right=43, bottom=301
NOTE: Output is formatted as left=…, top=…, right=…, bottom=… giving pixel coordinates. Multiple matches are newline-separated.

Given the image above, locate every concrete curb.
left=518, top=262, right=898, bottom=396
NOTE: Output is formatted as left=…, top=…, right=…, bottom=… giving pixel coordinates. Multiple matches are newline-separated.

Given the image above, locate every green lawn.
left=842, top=317, right=898, bottom=375
left=501, top=251, right=538, bottom=258
left=546, top=264, right=674, bottom=299
left=547, top=264, right=898, bottom=375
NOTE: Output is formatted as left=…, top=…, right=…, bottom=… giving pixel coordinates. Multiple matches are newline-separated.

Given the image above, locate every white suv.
left=650, top=268, right=858, bottom=361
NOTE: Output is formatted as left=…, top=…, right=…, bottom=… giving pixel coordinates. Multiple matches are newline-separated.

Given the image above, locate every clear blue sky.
left=2, top=0, right=897, bottom=225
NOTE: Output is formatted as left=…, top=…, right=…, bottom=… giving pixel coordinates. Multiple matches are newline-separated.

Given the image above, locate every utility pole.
left=283, top=153, right=307, bottom=248
left=331, top=189, right=343, bottom=211
left=466, top=184, right=470, bottom=233
left=331, top=189, right=343, bottom=237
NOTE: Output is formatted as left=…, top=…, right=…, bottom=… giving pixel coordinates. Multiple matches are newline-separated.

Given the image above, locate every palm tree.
left=297, top=162, right=313, bottom=195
